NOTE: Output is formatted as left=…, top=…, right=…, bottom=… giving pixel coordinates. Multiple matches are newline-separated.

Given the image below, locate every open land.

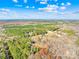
left=0, top=20, right=79, bottom=59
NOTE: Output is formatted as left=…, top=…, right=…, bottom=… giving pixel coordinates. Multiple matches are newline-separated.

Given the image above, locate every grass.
left=76, top=38, right=79, bottom=46
left=0, top=24, right=60, bottom=59
left=0, top=41, right=6, bottom=59
left=63, top=29, right=75, bottom=36
left=7, top=37, right=40, bottom=59
left=4, top=24, right=59, bottom=37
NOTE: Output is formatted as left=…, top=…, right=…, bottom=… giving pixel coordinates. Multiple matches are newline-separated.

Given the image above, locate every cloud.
left=0, top=10, right=79, bottom=19
left=40, top=1, right=47, bottom=4
left=53, top=0, right=58, bottom=2
left=25, top=6, right=30, bottom=8
left=72, top=10, right=79, bottom=14
left=67, top=2, right=71, bottom=6
left=36, top=0, right=47, bottom=2
left=0, top=10, right=24, bottom=19
left=61, top=3, right=65, bottom=6
left=38, top=2, right=71, bottom=13
left=25, top=6, right=35, bottom=9
left=0, top=8, right=10, bottom=15
left=0, top=8, right=10, bottom=12
left=15, top=5, right=23, bottom=7
left=31, top=6, right=35, bottom=8
left=60, top=6, right=66, bottom=10
left=13, top=0, right=18, bottom=3
left=0, top=8, right=11, bottom=16
left=24, top=0, right=27, bottom=3
left=38, top=4, right=59, bottom=12
left=0, top=12, right=8, bottom=15
left=38, top=8, right=53, bottom=12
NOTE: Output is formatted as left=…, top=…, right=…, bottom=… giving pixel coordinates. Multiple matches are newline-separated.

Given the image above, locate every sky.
left=0, top=0, right=79, bottom=20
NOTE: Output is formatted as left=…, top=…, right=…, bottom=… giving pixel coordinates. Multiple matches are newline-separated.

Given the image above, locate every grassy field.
left=0, top=21, right=79, bottom=59
left=0, top=23, right=59, bottom=59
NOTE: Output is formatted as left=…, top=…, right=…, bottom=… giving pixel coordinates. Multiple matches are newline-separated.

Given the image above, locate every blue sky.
left=0, top=0, right=79, bottom=19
